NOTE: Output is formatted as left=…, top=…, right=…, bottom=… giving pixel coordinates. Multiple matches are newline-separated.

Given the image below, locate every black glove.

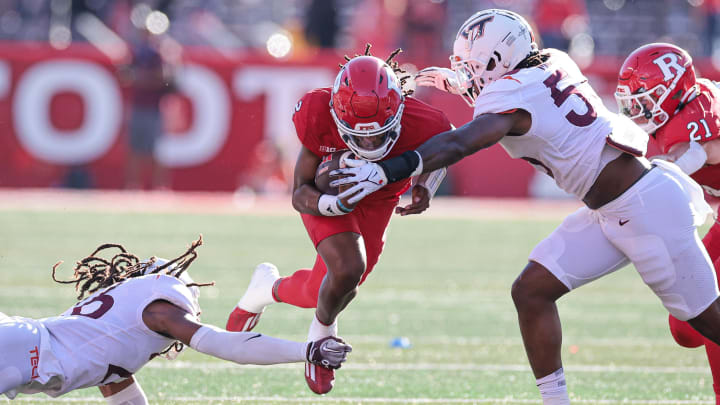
left=306, top=336, right=352, bottom=369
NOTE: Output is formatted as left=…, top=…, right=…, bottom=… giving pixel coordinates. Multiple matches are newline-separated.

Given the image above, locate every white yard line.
left=334, top=335, right=682, bottom=347
left=9, top=397, right=713, bottom=404
left=145, top=361, right=709, bottom=374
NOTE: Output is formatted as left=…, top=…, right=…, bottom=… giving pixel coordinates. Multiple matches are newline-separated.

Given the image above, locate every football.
left=315, top=150, right=356, bottom=195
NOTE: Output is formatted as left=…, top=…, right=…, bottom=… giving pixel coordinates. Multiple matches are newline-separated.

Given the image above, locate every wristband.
left=378, top=150, right=423, bottom=183
left=418, top=167, right=447, bottom=198
left=336, top=198, right=354, bottom=213
left=318, top=194, right=346, bottom=216
left=673, top=141, right=707, bottom=175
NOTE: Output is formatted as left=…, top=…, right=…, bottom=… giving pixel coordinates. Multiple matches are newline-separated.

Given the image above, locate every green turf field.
left=0, top=206, right=713, bottom=404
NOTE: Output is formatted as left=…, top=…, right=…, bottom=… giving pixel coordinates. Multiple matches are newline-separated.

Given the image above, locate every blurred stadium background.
left=1, top=0, right=719, bottom=403
left=2, top=0, right=719, bottom=196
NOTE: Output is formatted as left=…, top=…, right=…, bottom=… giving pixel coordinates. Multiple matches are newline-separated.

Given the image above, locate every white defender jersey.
left=13, top=274, right=199, bottom=397
left=473, top=49, right=648, bottom=199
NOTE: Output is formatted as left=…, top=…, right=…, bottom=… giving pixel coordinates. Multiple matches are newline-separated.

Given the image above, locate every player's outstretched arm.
left=142, top=300, right=351, bottom=368
left=413, top=111, right=521, bottom=173
left=332, top=111, right=528, bottom=204
left=99, top=376, right=148, bottom=405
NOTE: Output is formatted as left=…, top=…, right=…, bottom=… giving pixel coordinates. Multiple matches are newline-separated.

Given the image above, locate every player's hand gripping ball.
left=315, top=150, right=360, bottom=209
left=315, top=150, right=355, bottom=194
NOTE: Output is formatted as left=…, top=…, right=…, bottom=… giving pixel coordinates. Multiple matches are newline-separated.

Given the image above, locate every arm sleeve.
left=189, top=325, right=308, bottom=365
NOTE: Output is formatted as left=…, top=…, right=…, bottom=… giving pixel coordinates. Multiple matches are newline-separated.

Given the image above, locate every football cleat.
left=305, top=361, right=335, bottom=395
left=226, top=307, right=263, bottom=332
left=226, top=263, right=279, bottom=332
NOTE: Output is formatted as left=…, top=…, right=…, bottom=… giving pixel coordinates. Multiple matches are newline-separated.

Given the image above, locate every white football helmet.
left=451, top=9, right=537, bottom=105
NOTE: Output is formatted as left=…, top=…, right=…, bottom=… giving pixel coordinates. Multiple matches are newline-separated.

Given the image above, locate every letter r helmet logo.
left=653, top=53, right=685, bottom=82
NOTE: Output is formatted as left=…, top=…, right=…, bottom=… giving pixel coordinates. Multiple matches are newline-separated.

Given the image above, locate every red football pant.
left=668, top=220, right=720, bottom=401
left=275, top=199, right=396, bottom=308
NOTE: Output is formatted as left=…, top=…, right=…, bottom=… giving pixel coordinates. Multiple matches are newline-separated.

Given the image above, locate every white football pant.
left=530, top=162, right=718, bottom=321
left=0, top=316, right=40, bottom=395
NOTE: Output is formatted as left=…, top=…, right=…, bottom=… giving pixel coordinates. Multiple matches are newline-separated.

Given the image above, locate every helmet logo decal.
left=518, top=24, right=528, bottom=40
left=461, top=16, right=494, bottom=41
left=653, top=53, right=685, bottom=82
left=356, top=123, right=380, bottom=131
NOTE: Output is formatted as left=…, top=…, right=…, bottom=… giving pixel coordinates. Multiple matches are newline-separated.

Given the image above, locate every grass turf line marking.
left=10, top=397, right=714, bottom=404
left=145, top=361, right=709, bottom=373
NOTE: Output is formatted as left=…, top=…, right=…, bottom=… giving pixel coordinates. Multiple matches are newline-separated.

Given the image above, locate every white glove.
left=414, top=67, right=464, bottom=95
left=330, top=158, right=389, bottom=205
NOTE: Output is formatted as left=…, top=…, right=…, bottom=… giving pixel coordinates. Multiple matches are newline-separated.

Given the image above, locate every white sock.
left=536, top=368, right=570, bottom=405
left=105, top=379, right=148, bottom=405
left=307, top=314, right=337, bottom=341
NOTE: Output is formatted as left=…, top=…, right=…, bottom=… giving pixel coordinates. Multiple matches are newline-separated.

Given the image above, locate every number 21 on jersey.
left=688, top=119, right=712, bottom=141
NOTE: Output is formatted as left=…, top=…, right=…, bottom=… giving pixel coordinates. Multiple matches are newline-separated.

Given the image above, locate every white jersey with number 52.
left=473, top=49, right=648, bottom=199
left=16, top=274, right=198, bottom=397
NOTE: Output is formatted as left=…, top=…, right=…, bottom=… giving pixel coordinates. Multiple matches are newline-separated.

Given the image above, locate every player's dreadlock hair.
left=52, top=235, right=212, bottom=300
left=514, top=50, right=551, bottom=70
left=339, top=43, right=414, bottom=96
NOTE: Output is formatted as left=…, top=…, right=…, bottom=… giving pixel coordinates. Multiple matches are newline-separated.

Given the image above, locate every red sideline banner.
left=0, top=42, right=337, bottom=191
left=0, top=42, right=683, bottom=196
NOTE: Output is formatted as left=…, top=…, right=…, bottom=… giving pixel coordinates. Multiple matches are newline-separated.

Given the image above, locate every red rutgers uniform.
left=655, top=79, right=720, bottom=197
left=274, top=88, right=452, bottom=307
left=654, top=79, right=720, bottom=267
left=617, top=43, right=720, bottom=404
left=654, top=78, right=720, bottom=402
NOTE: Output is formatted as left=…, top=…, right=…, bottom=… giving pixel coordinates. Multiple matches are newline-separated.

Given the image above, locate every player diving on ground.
left=0, top=236, right=351, bottom=404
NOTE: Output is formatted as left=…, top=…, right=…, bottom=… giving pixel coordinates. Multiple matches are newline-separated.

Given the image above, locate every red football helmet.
left=330, top=56, right=404, bottom=161
left=615, top=43, right=697, bottom=133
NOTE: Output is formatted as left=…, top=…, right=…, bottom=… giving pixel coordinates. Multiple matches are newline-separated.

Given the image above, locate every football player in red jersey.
left=226, top=47, right=452, bottom=394
left=616, top=42, right=720, bottom=404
